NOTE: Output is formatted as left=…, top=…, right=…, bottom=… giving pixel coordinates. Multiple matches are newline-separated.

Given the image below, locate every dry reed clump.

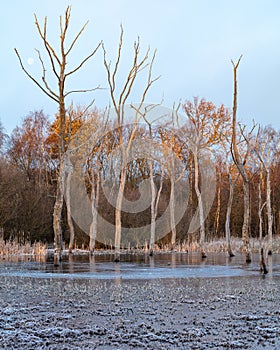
left=85, top=236, right=280, bottom=255
left=202, top=236, right=280, bottom=254
left=0, top=239, right=47, bottom=256
left=1, top=236, right=280, bottom=257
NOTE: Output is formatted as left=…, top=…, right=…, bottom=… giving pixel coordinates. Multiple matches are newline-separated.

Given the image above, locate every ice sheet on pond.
left=0, top=252, right=279, bottom=280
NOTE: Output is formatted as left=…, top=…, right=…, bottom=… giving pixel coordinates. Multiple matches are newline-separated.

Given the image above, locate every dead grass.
left=0, top=239, right=47, bottom=256
left=1, top=235, right=280, bottom=257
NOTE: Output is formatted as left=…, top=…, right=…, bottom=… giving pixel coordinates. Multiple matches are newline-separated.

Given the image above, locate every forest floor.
left=0, top=270, right=280, bottom=349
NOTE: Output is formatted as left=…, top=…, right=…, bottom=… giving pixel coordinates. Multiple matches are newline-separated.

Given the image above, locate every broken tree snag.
left=231, top=55, right=252, bottom=263
left=260, top=248, right=268, bottom=274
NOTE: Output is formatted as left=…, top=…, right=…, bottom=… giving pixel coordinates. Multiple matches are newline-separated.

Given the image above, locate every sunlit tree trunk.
left=231, top=56, right=251, bottom=263
left=242, top=179, right=251, bottom=260
left=214, top=172, right=221, bottom=237
left=258, top=181, right=268, bottom=274
left=149, top=160, right=156, bottom=255
left=53, top=156, right=65, bottom=265
left=53, top=99, right=67, bottom=264
left=149, top=160, right=163, bottom=256
left=266, top=169, right=273, bottom=255
left=193, top=149, right=206, bottom=258
left=225, top=173, right=235, bottom=257
left=65, top=157, right=75, bottom=253
left=89, top=170, right=100, bottom=254
left=170, top=164, right=176, bottom=248
left=114, top=166, right=126, bottom=262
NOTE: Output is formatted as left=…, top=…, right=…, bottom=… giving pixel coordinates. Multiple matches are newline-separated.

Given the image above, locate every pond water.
left=0, top=252, right=280, bottom=280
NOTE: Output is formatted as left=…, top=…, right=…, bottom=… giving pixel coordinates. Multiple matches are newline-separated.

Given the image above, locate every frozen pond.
left=1, top=252, right=280, bottom=349
left=0, top=252, right=280, bottom=280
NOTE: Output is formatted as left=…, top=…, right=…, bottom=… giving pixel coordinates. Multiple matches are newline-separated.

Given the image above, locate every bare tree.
left=15, top=6, right=100, bottom=264
left=102, top=27, right=159, bottom=261
left=252, top=126, right=278, bottom=255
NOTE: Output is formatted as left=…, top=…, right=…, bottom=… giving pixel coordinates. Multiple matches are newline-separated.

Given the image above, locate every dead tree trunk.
left=225, top=173, right=235, bottom=257
left=65, top=156, right=75, bottom=253
left=170, top=163, right=177, bottom=249
left=258, top=181, right=268, bottom=274
left=89, top=169, right=100, bottom=254
left=53, top=154, right=65, bottom=265
left=266, top=169, right=273, bottom=255
left=193, top=148, right=207, bottom=258
left=15, top=6, right=100, bottom=264
left=149, top=160, right=157, bottom=255
left=214, top=172, right=221, bottom=237
left=231, top=56, right=252, bottom=263
left=114, top=166, right=126, bottom=262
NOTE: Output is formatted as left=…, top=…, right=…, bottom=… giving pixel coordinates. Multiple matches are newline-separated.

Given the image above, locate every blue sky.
left=1, top=0, right=280, bottom=134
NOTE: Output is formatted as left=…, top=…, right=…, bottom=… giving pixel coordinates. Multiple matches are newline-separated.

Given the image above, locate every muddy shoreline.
left=1, top=272, right=280, bottom=349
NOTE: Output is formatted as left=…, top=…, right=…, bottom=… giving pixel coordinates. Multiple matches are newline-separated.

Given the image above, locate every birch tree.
left=15, top=6, right=100, bottom=264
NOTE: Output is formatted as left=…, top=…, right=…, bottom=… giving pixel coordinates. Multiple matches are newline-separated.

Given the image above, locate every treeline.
left=0, top=100, right=279, bottom=253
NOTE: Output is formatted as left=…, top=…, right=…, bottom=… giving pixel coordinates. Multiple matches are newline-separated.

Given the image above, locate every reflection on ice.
left=0, top=252, right=280, bottom=280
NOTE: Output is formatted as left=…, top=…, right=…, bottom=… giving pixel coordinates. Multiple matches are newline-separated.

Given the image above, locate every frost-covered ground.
left=0, top=272, right=280, bottom=349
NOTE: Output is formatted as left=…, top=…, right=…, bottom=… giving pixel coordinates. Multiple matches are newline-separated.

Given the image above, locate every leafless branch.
left=66, top=20, right=89, bottom=56
left=14, top=48, right=59, bottom=103
left=64, top=85, right=101, bottom=97
left=35, top=49, right=59, bottom=98
left=65, top=42, right=101, bottom=77
left=34, top=14, right=60, bottom=79
left=112, top=25, right=123, bottom=92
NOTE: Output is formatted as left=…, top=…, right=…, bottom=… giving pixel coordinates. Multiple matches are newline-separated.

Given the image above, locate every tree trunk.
left=149, top=167, right=163, bottom=256
left=214, top=172, right=221, bottom=237
left=258, top=183, right=263, bottom=243
left=242, top=179, right=251, bottom=262
left=266, top=169, right=273, bottom=255
left=258, top=181, right=268, bottom=273
left=231, top=56, right=251, bottom=263
left=65, top=158, right=75, bottom=253
left=53, top=94, right=66, bottom=265
left=53, top=155, right=65, bottom=266
left=114, top=167, right=126, bottom=262
left=149, top=160, right=156, bottom=256
left=89, top=171, right=100, bottom=254
left=170, top=170, right=176, bottom=249
left=225, top=174, right=235, bottom=257
left=193, top=150, right=206, bottom=258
